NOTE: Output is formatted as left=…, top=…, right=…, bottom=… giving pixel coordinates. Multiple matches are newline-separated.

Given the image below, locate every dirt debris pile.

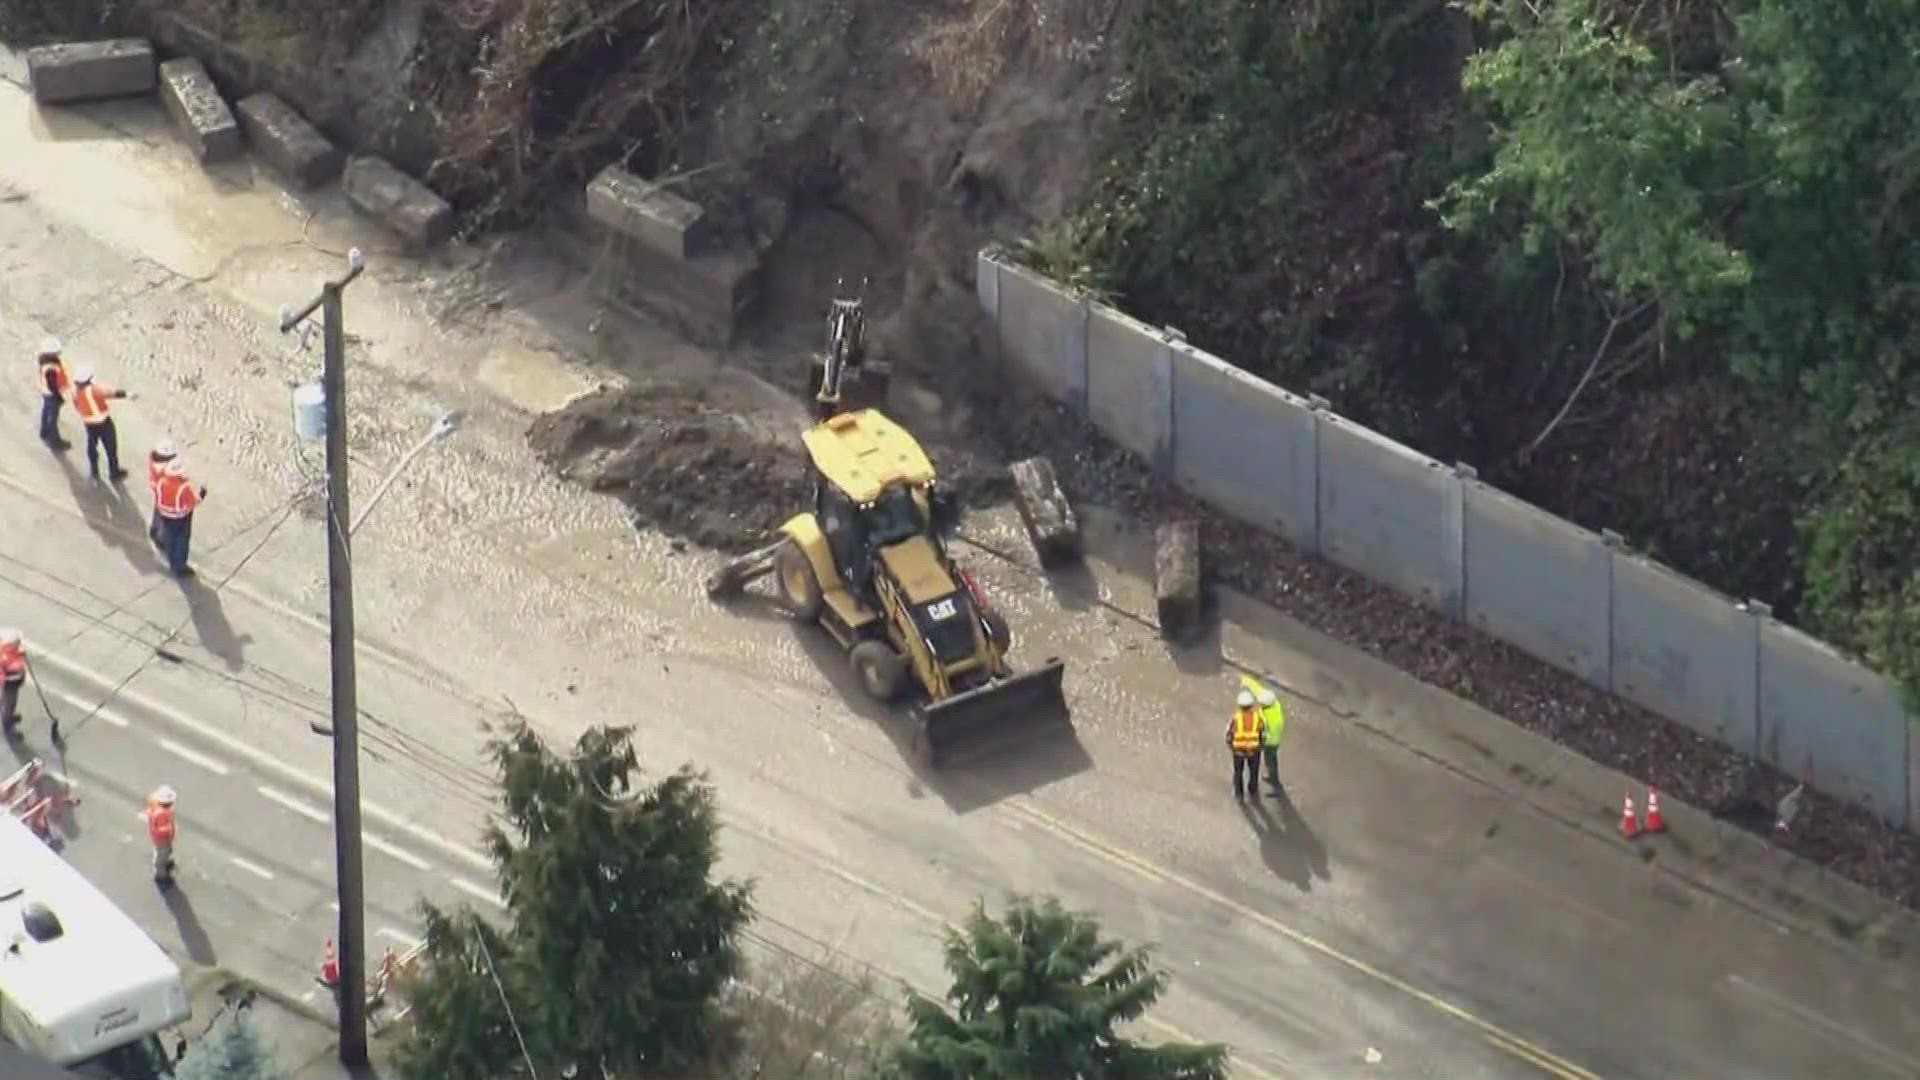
left=528, top=382, right=1013, bottom=554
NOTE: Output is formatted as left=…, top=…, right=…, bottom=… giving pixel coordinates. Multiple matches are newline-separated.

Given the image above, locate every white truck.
left=0, top=812, right=191, bottom=1069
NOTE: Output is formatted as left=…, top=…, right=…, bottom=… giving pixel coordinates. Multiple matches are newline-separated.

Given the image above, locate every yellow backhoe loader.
left=706, top=289, right=1071, bottom=767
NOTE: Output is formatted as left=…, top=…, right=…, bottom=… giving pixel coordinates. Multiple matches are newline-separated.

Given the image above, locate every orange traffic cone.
left=318, top=938, right=339, bottom=987
left=1644, top=786, right=1666, bottom=833
left=1619, top=792, right=1641, bottom=838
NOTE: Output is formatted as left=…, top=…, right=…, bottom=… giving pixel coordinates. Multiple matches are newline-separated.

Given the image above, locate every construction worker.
left=1238, top=675, right=1288, bottom=797
left=146, top=438, right=178, bottom=547
left=0, top=629, right=24, bottom=737
left=153, top=459, right=206, bottom=578
left=144, top=786, right=178, bottom=886
left=1226, top=689, right=1267, bottom=800
left=35, top=338, right=72, bottom=449
left=69, top=366, right=131, bottom=481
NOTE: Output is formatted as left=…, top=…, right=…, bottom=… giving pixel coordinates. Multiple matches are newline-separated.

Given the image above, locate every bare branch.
left=1522, top=299, right=1656, bottom=460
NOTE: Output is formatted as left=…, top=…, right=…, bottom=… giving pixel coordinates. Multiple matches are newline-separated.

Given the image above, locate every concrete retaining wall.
left=976, top=251, right=1918, bottom=830
left=1462, top=481, right=1612, bottom=686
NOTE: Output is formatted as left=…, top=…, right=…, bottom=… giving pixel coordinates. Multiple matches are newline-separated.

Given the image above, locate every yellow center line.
left=1007, top=802, right=1604, bottom=1080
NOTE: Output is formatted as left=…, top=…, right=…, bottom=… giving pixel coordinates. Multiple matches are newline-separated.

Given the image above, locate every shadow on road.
left=183, top=577, right=251, bottom=671
left=162, top=885, right=218, bottom=965
left=1239, top=790, right=1331, bottom=891
left=781, top=622, right=1094, bottom=814
left=57, top=452, right=161, bottom=575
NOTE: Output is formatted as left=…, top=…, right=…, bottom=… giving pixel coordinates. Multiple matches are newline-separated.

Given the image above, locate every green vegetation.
left=1052, top=0, right=1920, bottom=703
left=392, top=723, right=1211, bottom=1079
left=881, top=896, right=1226, bottom=1080
left=172, top=1009, right=287, bottom=1080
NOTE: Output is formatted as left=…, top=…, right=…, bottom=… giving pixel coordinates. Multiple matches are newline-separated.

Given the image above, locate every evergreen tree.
left=172, top=1008, right=287, bottom=1080
left=882, top=896, right=1227, bottom=1080
left=392, top=721, right=755, bottom=1079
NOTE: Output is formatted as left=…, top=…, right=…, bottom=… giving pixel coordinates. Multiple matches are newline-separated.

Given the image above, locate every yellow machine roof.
left=802, top=409, right=936, bottom=504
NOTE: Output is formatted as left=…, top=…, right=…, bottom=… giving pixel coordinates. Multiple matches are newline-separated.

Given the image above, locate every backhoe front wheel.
left=776, top=541, right=824, bottom=622
left=850, top=640, right=910, bottom=702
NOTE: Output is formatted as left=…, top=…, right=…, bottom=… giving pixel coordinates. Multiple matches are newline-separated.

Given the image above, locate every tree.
left=172, top=1008, right=287, bottom=1080
left=881, top=896, right=1227, bottom=1080
left=393, top=721, right=756, bottom=1079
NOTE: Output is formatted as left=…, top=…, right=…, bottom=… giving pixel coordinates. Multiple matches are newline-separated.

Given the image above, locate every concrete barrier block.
left=976, top=251, right=1002, bottom=323
left=586, top=166, right=707, bottom=260
left=1609, top=554, right=1759, bottom=753
left=344, top=156, right=455, bottom=249
left=1462, top=481, right=1611, bottom=686
left=157, top=58, right=242, bottom=162
left=1009, top=456, right=1082, bottom=567
left=26, top=39, right=156, bottom=105
left=1315, top=414, right=1458, bottom=611
left=236, top=93, right=343, bottom=190
left=1155, top=521, right=1203, bottom=644
left=1169, top=350, right=1318, bottom=549
left=1758, top=621, right=1910, bottom=826
left=995, top=262, right=1087, bottom=409
left=1086, top=305, right=1173, bottom=470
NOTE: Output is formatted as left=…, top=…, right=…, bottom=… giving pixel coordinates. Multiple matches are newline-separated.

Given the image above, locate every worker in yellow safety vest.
left=1241, top=674, right=1287, bottom=799
left=1225, top=690, right=1267, bottom=800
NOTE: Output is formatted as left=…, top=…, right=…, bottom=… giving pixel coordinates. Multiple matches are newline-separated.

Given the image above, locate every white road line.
left=257, top=785, right=330, bottom=825
left=29, top=647, right=495, bottom=874
left=155, top=736, right=232, bottom=776
left=1725, top=975, right=1920, bottom=1074
left=378, top=928, right=423, bottom=948
left=450, top=877, right=507, bottom=909
left=228, top=856, right=276, bottom=881
left=365, top=833, right=431, bottom=872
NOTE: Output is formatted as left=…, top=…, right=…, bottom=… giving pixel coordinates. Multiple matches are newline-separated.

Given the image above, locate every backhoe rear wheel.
left=850, top=640, right=910, bottom=702
left=776, top=540, right=824, bottom=622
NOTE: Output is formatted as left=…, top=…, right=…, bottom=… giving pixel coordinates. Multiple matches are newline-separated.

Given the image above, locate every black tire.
left=983, top=609, right=1012, bottom=654
left=775, top=540, right=824, bottom=622
left=850, top=639, right=910, bottom=702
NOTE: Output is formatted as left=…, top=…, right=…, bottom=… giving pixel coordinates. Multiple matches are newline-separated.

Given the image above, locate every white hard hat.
left=38, top=337, right=61, bottom=357
left=0, top=628, right=19, bottom=646
left=152, top=786, right=176, bottom=806
left=1236, top=690, right=1255, bottom=708
left=73, top=366, right=93, bottom=383
left=1257, top=688, right=1277, bottom=706
left=163, top=459, right=186, bottom=477
left=154, top=439, right=178, bottom=458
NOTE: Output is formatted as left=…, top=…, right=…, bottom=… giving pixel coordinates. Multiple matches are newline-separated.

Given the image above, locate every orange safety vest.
left=155, top=473, right=201, bottom=519
left=1229, top=706, right=1263, bottom=753
left=145, top=802, right=176, bottom=844
left=0, top=641, right=24, bottom=681
left=71, top=383, right=113, bottom=425
left=37, top=358, right=68, bottom=398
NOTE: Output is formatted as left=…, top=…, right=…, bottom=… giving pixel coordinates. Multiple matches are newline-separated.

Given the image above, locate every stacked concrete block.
left=586, top=166, right=709, bottom=260
left=26, top=40, right=157, bottom=105
left=158, top=58, right=242, bottom=162
left=343, top=156, right=455, bottom=249
left=235, top=93, right=343, bottom=190
left=1009, top=456, right=1083, bottom=567
left=1155, top=521, right=1203, bottom=644
left=576, top=167, right=759, bottom=347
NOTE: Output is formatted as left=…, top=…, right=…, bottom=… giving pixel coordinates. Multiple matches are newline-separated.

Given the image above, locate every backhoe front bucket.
left=911, top=660, right=1071, bottom=768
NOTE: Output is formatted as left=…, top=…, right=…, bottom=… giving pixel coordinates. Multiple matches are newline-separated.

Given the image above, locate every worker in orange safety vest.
left=144, top=785, right=178, bottom=886
left=0, top=629, right=25, bottom=737
left=69, top=366, right=131, bottom=481
left=35, top=338, right=72, bottom=449
left=1225, top=689, right=1268, bottom=800
left=146, top=439, right=178, bottom=548
left=153, top=459, right=206, bottom=579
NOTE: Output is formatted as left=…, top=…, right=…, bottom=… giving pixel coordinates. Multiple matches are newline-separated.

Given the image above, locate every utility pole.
left=278, top=248, right=370, bottom=1067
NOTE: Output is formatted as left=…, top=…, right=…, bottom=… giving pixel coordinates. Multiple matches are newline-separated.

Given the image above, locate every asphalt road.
left=3, top=59, right=1920, bottom=1080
